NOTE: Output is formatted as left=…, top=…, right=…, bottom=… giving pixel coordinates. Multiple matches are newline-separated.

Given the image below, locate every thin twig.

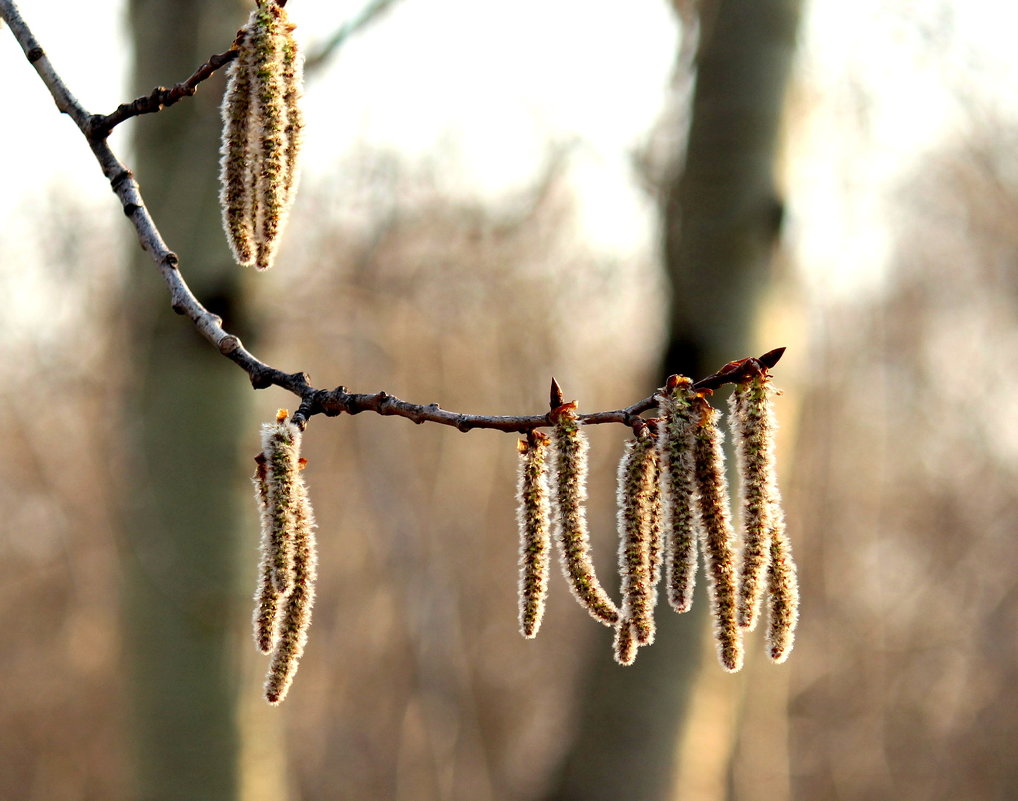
left=303, top=0, right=407, bottom=72
left=0, top=0, right=783, bottom=436
left=89, top=47, right=241, bottom=138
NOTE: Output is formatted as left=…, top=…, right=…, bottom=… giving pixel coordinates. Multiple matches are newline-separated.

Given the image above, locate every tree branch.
left=303, top=0, right=407, bottom=72
left=89, top=46, right=241, bottom=138
left=0, top=0, right=784, bottom=435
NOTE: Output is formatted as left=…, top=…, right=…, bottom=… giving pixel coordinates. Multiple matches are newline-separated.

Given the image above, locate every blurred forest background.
left=1, top=0, right=1017, bottom=800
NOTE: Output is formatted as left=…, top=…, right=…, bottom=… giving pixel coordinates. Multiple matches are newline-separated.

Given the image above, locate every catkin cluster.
left=514, top=367, right=799, bottom=671
left=219, top=0, right=303, bottom=271
left=253, top=410, right=318, bottom=704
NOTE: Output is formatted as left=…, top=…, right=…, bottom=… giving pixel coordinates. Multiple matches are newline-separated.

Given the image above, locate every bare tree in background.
left=122, top=1, right=248, bottom=798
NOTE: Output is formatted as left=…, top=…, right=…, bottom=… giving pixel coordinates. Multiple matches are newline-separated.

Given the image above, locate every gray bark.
left=122, top=2, right=250, bottom=799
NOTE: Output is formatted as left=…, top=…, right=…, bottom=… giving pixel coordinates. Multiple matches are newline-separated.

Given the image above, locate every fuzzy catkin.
left=657, top=379, right=700, bottom=614
left=262, top=414, right=302, bottom=594
left=265, top=475, right=318, bottom=704
left=692, top=398, right=744, bottom=673
left=252, top=455, right=280, bottom=653
left=219, top=35, right=256, bottom=266
left=248, top=2, right=288, bottom=270
left=550, top=406, right=620, bottom=626
left=279, top=25, right=304, bottom=214
left=613, top=620, right=638, bottom=666
left=765, top=526, right=799, bottom=663
left=615, top=431, right=660, bottom=652
left=645, top=427, right=664, bottom=600
left=729, top=375, right=782, bottom=631
left=219, top=1, right=303, bottom=271
left=516, top=433, right=552, bottom=639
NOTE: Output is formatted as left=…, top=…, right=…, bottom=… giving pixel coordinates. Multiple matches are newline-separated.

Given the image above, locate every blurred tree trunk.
left=544, top=1, right=801, bottom=799
left=122, top=1, right=250, bottom=799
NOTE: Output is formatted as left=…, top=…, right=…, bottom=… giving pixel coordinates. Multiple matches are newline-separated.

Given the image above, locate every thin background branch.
left=303, top=0, right=407, bottom=72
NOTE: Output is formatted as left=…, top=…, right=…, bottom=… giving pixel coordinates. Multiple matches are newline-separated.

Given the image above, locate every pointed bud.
left=549, top=377, right=564, bottom=410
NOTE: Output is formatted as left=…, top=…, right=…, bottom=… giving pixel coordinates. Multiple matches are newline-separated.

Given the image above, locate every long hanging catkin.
left=614, top=426, right=661, bottom=665
left=264, top=472, right=318, bottom=704
left=261, top=411, right=302, bottom=594
left=728, top=367, right=800, bottom=661
left=729, top=372, right=781, bottom=631
left=220, top=29, right=256, bottom=266
left=252, top=453, right=280, bottom=654
left=219, top=0, right=303, bottom=271
left=253, top=410, right=318, bottom=704
left=656, top=376, right=700, bottom=614
left=516, top=432, right=552, bottom=638
left=691, top=394, right=744, bottom=673
left=550, top=403, right=620, bottom=626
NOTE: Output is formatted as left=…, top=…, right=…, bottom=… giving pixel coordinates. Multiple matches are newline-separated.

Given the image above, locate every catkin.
left=765, top=525, right=799, bottom=663
left=729, top=374, right=782, bottom=631
left=249, top=3, right=288, bottom=270
left=550, top=404, right=620, bottom=626
left=252, top=454, right=280, bottom=653
left=692, top=397, right=744, bottom=673
left=265, top=473, right=318, bottom=704
left=645, top=420, right=664, bottom=604
left=279, top=24, right=304, bottom=213
left=261, top=411, right=303, bottom=594
left=253, top=410, right=319, bottom=704
left=657, top=378, right=700, bottom=614
left=613, top=619, right=638, bottom=666
left=219, top=0, right=303, bottom=271
left=516, top=433, right=552, bottom=639
left=615, top=429, right=660, bottom=656
left=220, top=33, right=256, bottom=266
